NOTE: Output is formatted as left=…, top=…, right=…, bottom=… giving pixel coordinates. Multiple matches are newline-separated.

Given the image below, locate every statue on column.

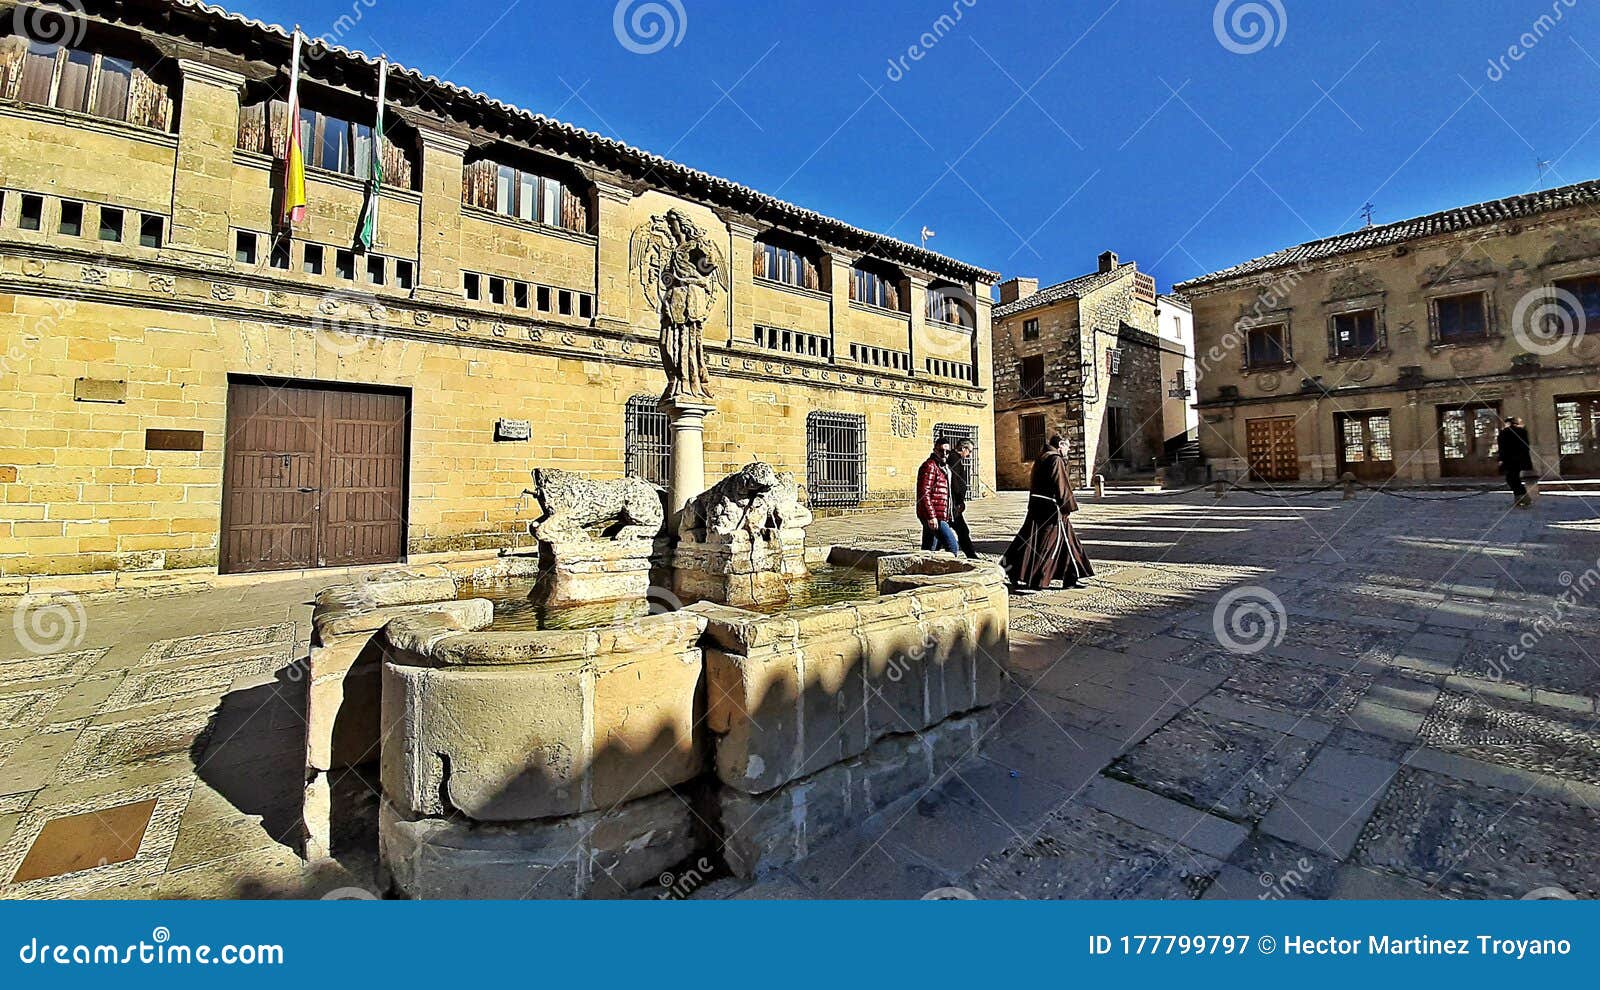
left=629, top=209, right=727, bottom=404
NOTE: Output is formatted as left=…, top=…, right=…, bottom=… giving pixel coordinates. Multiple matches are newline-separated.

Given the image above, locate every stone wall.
left=0, top=85, right=998, bottom=585
left=0, top=29, right=996, bottom=587
left=1185, top=211, right=1600, bottom=481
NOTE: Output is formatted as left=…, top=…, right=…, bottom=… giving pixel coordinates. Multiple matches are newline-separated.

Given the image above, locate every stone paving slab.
left=2, top=489, right=1599, bottom=899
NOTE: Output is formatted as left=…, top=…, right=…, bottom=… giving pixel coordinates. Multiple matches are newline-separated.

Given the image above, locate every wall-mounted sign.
left=146, top=429, right=203, bottom=451
left=495, top=419, right=532, bottom=442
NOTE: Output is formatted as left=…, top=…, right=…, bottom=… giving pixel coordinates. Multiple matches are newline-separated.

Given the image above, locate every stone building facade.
left=0, top=0, right=996, bottom=587
left=991, top=251, right=1184, bottom=488
left=1174, top=180, right=1600, bottom=485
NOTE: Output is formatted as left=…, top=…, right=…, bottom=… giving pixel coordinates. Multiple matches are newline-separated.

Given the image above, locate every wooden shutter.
left=128, top=68, right=170, bottom=131
left=380, top=135, right=413, bottom=189
left=236, top=100, right=269, bottom=153
left=462, top=159, right=496, bottom=209
left=0, top=35, right=26, bottom=100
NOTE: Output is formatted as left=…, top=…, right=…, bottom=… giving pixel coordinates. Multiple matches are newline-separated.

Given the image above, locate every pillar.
left=594, top=179, right=635, bottom=335
left=663, top=399, right=714, bottom=520
left=169, top=60, right=246, bottom=258
left=907, top=273, right=929, bottom=376
left=412, top=127, right=469, bottom=305
left=726, top=219, right=759, bottom=349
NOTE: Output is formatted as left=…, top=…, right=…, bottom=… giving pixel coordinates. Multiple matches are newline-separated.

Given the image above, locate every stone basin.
left=306, top=546, right=1009, bottom=897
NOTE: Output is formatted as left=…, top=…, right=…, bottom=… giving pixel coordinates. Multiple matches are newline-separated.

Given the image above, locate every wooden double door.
left=1246, top=416, right=1300, bottom=482
left=221, top=380, right=409, bottom=574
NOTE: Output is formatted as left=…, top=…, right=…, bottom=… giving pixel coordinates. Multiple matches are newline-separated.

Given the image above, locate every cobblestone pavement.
left=1, top=488, right=1597, bottom=899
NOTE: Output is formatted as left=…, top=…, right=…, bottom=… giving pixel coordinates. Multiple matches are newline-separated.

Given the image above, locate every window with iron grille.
left=624, top=395, right=671, bottom=487
left=1019, top=414, right=1046, bottom=462
left=1107, top=348, right=1123, bottom=376
left=806, top=411, right=867, bottom=508
left=935, top=422, right=980, bottom=497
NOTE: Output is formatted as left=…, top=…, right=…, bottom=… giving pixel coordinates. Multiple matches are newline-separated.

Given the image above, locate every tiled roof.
left=992, top=263, right=1134, bottom=319
left=1173, top=178, right=1600, bottom=292
left=142, top=0, right=998, bottom=282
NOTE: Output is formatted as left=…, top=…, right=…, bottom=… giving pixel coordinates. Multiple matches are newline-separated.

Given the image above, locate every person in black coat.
left=1497, top=416, right=1533, bottom=508
left=948, top=439, right=980, bottom=559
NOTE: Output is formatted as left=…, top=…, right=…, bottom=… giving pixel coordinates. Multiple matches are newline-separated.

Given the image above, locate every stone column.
left=662, top=399, right=714, bottom=520
left=907, top=273, right=929, bottom=376
left=594, top=179, right=635, bottom=335
left=726, top=219, right=759, bottom=349
left=169, top=60, right=246, bottom=259
left=828, top=254, right=853, bottom=361
left=412, top=127, right=469, bottom=305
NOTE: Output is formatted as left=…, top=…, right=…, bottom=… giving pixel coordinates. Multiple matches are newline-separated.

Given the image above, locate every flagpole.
left=373, top=55, right=387, bottom=251
left=283, top=25, right=308, bottom=230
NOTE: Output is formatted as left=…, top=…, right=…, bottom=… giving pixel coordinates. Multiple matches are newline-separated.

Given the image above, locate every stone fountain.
left=297, top=207, right=1012, bottom=897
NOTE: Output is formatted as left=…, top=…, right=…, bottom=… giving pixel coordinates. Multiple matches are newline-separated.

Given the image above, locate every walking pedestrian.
left=949, top=438, right=979, bottom=559
left=916, top=437, right=960, bottom=554
left=1497, top=416, right=1533, bottom=509
left=1000, top=434, right=1094, bottom=591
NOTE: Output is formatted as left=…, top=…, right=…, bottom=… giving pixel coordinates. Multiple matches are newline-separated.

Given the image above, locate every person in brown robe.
left=1001, top=434, right=1094, bottom=591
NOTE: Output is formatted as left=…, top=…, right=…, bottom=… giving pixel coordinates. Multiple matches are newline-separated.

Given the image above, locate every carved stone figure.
left=528, top=467, right=664, bottom=544
left=678, top=462, right=813, bottom=542
left=629, top=209, right=728, bottom=403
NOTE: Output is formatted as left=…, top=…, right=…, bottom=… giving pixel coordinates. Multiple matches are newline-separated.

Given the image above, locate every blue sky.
left=240, top=0, right=1600, bottom=291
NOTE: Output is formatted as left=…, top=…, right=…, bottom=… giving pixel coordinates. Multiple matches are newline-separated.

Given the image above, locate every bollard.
left=1525, top=475, right=1539, bottom=507
left=1093, top=474, right=1105, bottom=499
left=1341, top=471, right=1357, bottom=501
left=1211, top=480, right=1227, bottom=500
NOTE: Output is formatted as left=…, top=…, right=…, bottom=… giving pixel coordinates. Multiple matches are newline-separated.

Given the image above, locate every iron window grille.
left=624, top=395, right=671, bottom=487
left=935, top=422, right=981, bottom=497
left=806, top=411, right=867, bottom=508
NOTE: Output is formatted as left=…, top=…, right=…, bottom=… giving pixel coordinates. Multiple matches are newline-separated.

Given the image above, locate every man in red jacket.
left=917, top=437, right=959, bottom=554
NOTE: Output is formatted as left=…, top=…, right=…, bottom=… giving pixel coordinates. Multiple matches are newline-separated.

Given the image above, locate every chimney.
left=998, top=277, right=1038, bottom=305
left=1098, top=251, right=1119, bottom=273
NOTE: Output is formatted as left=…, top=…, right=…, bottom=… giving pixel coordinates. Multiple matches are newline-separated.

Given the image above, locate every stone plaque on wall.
left=495, top=419, right=532, bottom=442
left=74, top=378, right=127, bottom=404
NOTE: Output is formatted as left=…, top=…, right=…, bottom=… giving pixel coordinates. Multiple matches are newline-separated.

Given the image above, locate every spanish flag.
left=282, top=28, right=307, bottom=228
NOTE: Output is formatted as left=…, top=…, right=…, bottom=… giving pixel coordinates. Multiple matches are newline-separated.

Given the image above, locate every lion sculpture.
left=679, top=462, right=813, bottom=542
left=529, top=468, right=664, bottom=544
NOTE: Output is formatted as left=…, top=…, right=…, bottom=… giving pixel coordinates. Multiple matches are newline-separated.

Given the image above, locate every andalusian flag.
left=356, top=58, right=387, bottom=250
left=282, top=28, right=307, bottom=228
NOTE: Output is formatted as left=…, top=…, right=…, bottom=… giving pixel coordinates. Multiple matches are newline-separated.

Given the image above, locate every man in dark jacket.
left=1497, top=416, right=1534, bottom=509
left=948, top=438, right=979, bottom=559
left=916, top=438, right=959, bottom=554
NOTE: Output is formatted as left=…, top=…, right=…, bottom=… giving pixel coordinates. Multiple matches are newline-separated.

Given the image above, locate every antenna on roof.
left=920, top=225, right=936, bottom=250
left=1360, top=203, right=1376, bottom=228
left=1535, top=157, right=1554, bottom=189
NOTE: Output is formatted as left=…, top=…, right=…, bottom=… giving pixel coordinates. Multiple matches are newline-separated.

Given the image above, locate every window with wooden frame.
left=1552, top=274, right=1600, bottom=335
left=1, top=36, right=172, bottom=131
left=1019, top=355, right=1046, bottom=398
left=1430, top=290, right=1492, bottom=344
left=754, top=235, right=823, bottom=291
left=460, top=157, right=592, bottom=234
left=235, top=96, right=415, bottom=190
left=1328, top=308, right=1384, bottom=358
left=849, top=263, right=904, bottom=311
left=1243, top=323, right=1291, bottom=369
left=925, top=283, right=973, bottom=327
left=1022, top=317, right=1040, bottom=341
left=1106, top=347, right=1123, bottom=376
